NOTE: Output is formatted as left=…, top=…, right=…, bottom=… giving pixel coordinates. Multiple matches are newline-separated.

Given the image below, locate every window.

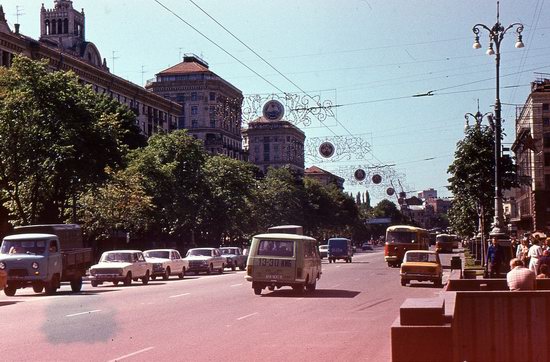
left=192, top=120, right=198, bottom=128
left=209, top=92, right=216, bottom=101
left=191, top=106, right=198, bottom=115
left=544, top=118, right=550, bottom=127
left=176, top=93, right=185, bottom=102
left=191, top=92, right=197, bottom=101
left=178, top=116, right=185, bottom=129
left=210, top=119, right=216, bottom=128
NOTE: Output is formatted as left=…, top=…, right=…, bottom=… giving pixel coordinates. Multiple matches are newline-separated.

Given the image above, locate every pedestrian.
left=537, top=264, right=550, bottom=279
left=528, top=237, right=543, bottom=275
left=506, top=258, right=536, bottom=291
left=516, top=237, right=530, bottom=266
left=486, top=237, right=502, bottom=278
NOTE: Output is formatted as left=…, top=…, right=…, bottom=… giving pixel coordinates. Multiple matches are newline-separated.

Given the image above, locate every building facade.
left=145, top=54, right=245, bottom=160
left=304, top=166, right=345, bottom=191
left=0, top=1, right=181, bottom=137
left=511, top=78, right=550, bottom=234
left=243, top=116, right=305, bottom=175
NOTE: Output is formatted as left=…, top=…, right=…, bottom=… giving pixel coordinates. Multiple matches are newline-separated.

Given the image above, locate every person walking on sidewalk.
left=528, top=238, right=543, bottom=275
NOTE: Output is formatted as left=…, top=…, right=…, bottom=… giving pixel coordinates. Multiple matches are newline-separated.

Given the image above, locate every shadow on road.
left=407, top=283, right=443, bottom=289
left=0, top=300, right=18, bottom=307
left=262, top=289, right=360, bottom=298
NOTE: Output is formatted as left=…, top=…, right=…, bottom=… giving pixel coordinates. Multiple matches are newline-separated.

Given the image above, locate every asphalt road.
left=0, top=247, right=452, bottom=361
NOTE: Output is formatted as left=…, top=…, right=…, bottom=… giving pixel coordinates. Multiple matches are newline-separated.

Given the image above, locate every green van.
left=245, top=229, right=322, bottom=295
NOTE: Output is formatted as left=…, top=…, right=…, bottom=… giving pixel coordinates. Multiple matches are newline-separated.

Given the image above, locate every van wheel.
left=4, top=284, right=16, bottom=296
left=254, top=287, right=262, bottom=295
left=33, top=284, right=44, bottom=293
left=306, top=279, right=316, bottom=292
left=70, top=277, right=83, bottom=292
left=45, top=274, right=59, bottom=295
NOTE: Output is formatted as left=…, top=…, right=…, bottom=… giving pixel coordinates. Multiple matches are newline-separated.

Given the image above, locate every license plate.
left=266, top=275, right=282, bottom=280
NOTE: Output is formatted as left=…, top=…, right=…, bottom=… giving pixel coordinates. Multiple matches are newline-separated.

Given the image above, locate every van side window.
left=49, top=240, right=58, bottom=253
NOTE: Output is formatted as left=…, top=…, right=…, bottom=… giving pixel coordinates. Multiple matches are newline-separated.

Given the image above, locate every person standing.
left=486, top=238, right=502, bottom=278
left=507, top=258, right=536, bottom=291
left=516, top=237, right=530, bottom=266
left=528, top=238, right=543, bottom=275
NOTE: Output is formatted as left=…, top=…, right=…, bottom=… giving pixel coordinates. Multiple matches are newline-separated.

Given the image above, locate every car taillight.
left=247, top=265, right=253, bottom=275
left=297, top=268, right=302, bottom=278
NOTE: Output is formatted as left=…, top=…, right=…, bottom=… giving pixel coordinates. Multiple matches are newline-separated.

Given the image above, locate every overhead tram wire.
left=153, top=0, right=286, bottom=95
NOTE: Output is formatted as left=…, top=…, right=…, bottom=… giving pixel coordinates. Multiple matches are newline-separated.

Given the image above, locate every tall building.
left=418, top=188, right=437, bottom=200
left=0, top=1, right=181, bottom=137
left=145, top=54, right=245, bottom=160
left=243, top=116, right=305, bottom=175
left=511, top=78, right=550, bottom=234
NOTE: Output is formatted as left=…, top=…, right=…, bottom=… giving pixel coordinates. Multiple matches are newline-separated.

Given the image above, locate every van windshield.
left=257, top=240, right=294, bottom=257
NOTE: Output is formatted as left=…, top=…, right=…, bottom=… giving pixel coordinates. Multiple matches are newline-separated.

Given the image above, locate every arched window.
left=63, top=19, right=68, bottom=34
left=45, top=20, right=50, bottom=35
left=51, top=19, right=57, bottom=34
left=57, top=19, right=62, bottom=35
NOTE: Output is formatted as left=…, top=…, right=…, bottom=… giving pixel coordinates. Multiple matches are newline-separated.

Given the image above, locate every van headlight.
left=0, top=262, right=5, bottom=270
left=32, top=262, right=39, bottom=269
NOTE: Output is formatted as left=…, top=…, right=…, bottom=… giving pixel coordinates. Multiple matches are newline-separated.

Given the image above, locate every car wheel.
left=151, top=275, right=157, bottom=281
left=4, top=284, right=16, bottom=296
left=435, top=278, right=443, bottom=288
left=231, top=264, right=236, bottom=271
left=91, top=280, right=99, bottom=287
left=206, top=264, right=213, bottom=275
left=349, top=257, right=352, bottom=263
left=32, top=284, right=44, bottom=293
left=178, top=268, right=185, bottom=279
left=124, top=272, right=132, bottom=286
left=142, top=271, right=150, bottom=285
left=239, top=264, right=246, bottom=271
left=219, top=264, right=224, bottom=274
left=163, top=267, right=170, bottom=281
left=401, top=279, right=407, bottom=286
left=113, top=281, right=119, bottom=286
left=70, top=277, right=83, bottom=292
left=254, top=287, right=262, bottom=295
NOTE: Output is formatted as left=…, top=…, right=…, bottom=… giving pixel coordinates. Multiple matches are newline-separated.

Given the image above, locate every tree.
left=0, top=56, right=143, bottom=225
left=201, top=155, right=259, bottom=244
left=126, top=130, right=207, bottom=245
left=447, top=122, right=518, bottom=236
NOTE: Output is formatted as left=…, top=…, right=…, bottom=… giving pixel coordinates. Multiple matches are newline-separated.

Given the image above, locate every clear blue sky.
left=2, top=0, right=549, bottom=204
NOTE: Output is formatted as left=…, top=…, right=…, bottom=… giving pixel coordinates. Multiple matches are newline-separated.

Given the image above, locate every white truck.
left=0, top=224, right=93, bottom=296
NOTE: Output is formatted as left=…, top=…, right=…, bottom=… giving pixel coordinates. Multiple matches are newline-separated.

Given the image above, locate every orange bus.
left=435, top=233, right=459, bottom=253
left=384, top=225, right=429, bottom=267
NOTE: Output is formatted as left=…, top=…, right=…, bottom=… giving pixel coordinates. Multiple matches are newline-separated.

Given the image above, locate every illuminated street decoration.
left=319, top=142, right=335, bottom=158
left=354, top=169, right=366, bottom=181
left=372, top=174, right=382, bottom=184
left=386, top=187, right=395, bottom=196
left=305, top=135, right=372, bottom=162
left=243, top=93, right=335, bottom=126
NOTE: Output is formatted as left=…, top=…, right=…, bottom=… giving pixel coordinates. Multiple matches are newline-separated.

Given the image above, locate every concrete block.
left=400, top=297, right=445, bottom=326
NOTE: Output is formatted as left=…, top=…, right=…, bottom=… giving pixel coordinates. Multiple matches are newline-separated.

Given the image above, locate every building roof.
left=305, top=166, right=345, bottom=182
left=157, top=61, right=210, bottom=75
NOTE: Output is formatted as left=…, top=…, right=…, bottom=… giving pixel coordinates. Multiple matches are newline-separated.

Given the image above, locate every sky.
left=1, top=0, right=549, bottom=204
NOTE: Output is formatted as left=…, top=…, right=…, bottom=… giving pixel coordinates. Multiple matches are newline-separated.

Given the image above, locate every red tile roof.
left=157, top=61, right=211, bottom=75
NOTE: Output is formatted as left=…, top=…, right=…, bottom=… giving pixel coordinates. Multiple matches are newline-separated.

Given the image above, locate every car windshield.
left=220, top=249, right=236, bottom=255
left=0, top=240, right=47, bottom=255
left=405, top=253, right=438, bottom=263
left=387, top=231, right=416, bottom=244
left=257, top=240, right=294, bottom=257
left=187, top=249, right=212, bottom=257
left=145, top=251, right=170, bottom=259
left=100, top=252, right=132, bottom=263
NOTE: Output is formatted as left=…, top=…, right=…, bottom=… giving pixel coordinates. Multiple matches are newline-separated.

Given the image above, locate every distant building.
left=401, top=204, right=435, bottom=229
left=304, top=166, right=345, bottom=191
left=145, top=54, right=245, bottom=160
left=243, top=116, right=305, bottom=175
left=511, top=78, right=550, bottom=235
left=0, top=1, right=181, bottom=137
left=425, top=197, right=452, bottom=215
left=418, top=188, right=437, bottom=200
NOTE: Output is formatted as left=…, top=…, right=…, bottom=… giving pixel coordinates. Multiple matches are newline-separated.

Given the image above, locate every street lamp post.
left=472, top=1, right=524, bottom=238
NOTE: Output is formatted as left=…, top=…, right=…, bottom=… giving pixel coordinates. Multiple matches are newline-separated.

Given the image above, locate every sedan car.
left=318, top=245, right=328, bottom=259
left=219, top=247, right=247, bottom=271
left=89, top=250, right=152, bottom=287
left=400, top=250, right=442, bottom=287
left=184, top=248, right=225, bottom=275
left=144, top=249, right=188, bottom=280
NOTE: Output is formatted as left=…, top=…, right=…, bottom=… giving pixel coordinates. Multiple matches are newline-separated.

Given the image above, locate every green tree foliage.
left=77, top=168, right=154, bottom=242
left=201, top=155, right=259, bottom=244
left=447, top=123, right=518, bottom=236
left=0, top=56, right=143, bottom=225
left=126, top=130, right=207, bottom=244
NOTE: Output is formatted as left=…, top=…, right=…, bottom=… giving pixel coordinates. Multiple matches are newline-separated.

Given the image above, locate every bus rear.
left=384, top=226, right=427, bottom=267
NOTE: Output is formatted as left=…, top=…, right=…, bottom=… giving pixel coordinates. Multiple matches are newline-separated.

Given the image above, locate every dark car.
left=362, top=242, right=373, bottom=251
left=327, top=237, right=352, bottom=263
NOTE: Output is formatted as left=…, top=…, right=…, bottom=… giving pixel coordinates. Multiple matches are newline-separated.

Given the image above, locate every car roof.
left=144, top=249, right=176, bottom=252
left=188, top=247, right=216, bottom=250
left=404, top=250, right=436, bottom=254
left=103, top=250, right=142, bottom=254
left=253, top=233, right=316, bottom=241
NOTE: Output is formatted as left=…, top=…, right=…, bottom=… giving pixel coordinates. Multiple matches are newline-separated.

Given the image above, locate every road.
left=0, top=247, right=452, bottom=361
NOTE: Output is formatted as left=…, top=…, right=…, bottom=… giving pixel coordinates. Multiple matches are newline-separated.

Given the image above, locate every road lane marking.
left=107, top=347, right=154, bottom=362
left=331, top=284, right=341, bottom=288
left=237, top=312, right=258, bottom=321
left=66, top=309, right=101, bottom=317
left=230, top=283, right=243, bottom=287
left=169, top=293, right=190, bottom=298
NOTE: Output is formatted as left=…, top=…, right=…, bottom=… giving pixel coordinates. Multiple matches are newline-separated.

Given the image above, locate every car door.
left=214, top=249, right=223, bottom=268
left=171, top=250, right=183, bottom=272
left=136, top=252, right=147, bottom=277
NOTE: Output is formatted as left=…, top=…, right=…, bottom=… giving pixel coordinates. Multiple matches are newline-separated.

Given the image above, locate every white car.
left=89, top=250, right=152, bottom=287
left=184, top=248, right=225, bottom=275
left=144, top=249, right=188, bottom=280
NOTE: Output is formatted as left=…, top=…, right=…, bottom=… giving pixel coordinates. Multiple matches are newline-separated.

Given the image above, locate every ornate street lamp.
left=472, top=1, right=524, bottom=238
